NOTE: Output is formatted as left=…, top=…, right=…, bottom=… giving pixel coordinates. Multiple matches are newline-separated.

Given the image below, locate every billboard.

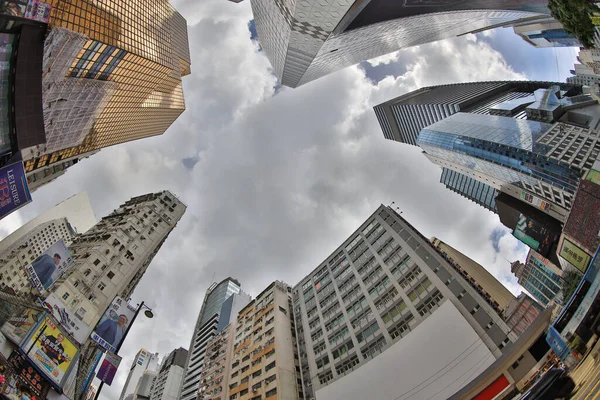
left=23, top=0, right=51, bottom=23
left=91, top=296, right=136, bottom=353
left=0, top=308, right=42, bottom=345
left=6, top=352, right=51, bottom=398
left=0, top=161, right=32, bottom=221
left=96, top=352, right=122, bottom=386
left=586, top=168, right=600, bottom=185
left=520, top=190, right=550, bottom=211
left=512, top=214, right=557, bottom=255
left=26, top=240, right=73, bottom=294
left=41, top=293, right=93, bottom=344
left=23, top=315, right=78, bottom=387
left=559, top=239, right=591, bottom=273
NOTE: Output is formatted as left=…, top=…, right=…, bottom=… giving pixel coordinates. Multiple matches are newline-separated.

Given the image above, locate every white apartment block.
left=51, top=191, right=186, bottom=330
left=0, top=218, right=76, bottom=293
left=149, top=348, right=188, bottom=400
left=121, top=349, right=161, bottom=400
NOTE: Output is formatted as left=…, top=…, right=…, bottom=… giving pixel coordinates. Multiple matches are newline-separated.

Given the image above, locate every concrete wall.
left=315, top=301, right=495, bottom=400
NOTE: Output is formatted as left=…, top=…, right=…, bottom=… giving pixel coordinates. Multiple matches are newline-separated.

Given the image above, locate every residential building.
left=0, top=218, right=76, bottom=293
left=179, top=279, right=251, bottom=400
left=430, top=237, right=515, bottom=312
left=19, top=0, right=191, bottom=189
left=504, top=293, right=543, bottom=336
left=293, top=205, right=518, bottom=400
left=0, top=191, right=96, bottom=253
left=51, top=191, right=186, bottom=331
left=197, top=325, right=234, bottom=400
left=133, top=371, right=159, bottom=400
left=242, top=0, right=548, bottom=87
left=85, top=384, right=99, bottom=400
left=511, top=250, right=563, bottom=307
left=149, top=348, right=188, bottom=400
left=227, top=281, right=300, bottom=400
left=120, top=349, right=161, bottom=400
left=512, top=19, right=580, bottom=48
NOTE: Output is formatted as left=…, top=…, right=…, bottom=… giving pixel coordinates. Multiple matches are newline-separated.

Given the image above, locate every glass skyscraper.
left=440, top=168, right=498, bottom=212
left=245, top=0, right=548, bottom=87
left=511, top=251, right=563, bottom=306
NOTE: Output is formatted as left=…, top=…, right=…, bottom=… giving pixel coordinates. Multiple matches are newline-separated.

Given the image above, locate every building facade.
left=511, top=250, right=563, bottom=307
left=51, top=191, right=186, bottom=331
left=0, top=217, right=76, bottom=293
left=149, top=348, right=188, bottom=400
left=18, top=0, right=191, bottom=189
left=227, top=281, right=300, bottom=400
left=197, top=324, right=234, bottom=400
left=244, top=0, right=547, bottom=87
left=430, top=237, right=515, bottom=312
left=121, top=349, right=161, bottom=400
left=512, top=19, right=580, bottom=48
left=179, top=279, right=251, bottom=400
left=293, top=205, right=518, bottom=400
left=440, top=167, right=499, bottom=212
left=504, top=293, right=543, bottom=337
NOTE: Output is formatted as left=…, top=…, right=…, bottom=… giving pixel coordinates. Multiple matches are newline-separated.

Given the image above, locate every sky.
left=0, top=1, right=580, bottom=399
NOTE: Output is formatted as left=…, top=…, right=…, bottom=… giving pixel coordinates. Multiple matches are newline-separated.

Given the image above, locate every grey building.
left=293, top=205, right=518, bottom=400
left=440, top=167, right=499, bottom=213
left=178, top=278, right=251, bottom=400
left=241, top=0, right=548, bottom=87
left=150, top=348, right=188, bottom=400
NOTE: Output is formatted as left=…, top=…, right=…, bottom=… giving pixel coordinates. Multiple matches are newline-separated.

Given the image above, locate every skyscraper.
left=430, top=237, right=515, bottom=312
left=18, top=0, right=191, bottom=189
left=179, top=279, right=251, bottom=400
left=120, top=349, right=161, bottom=400
left=243, top=0, right=548, bottom=87
left=512, top=19, right=580, bottom=48
left=51, top=191, right=186, bottom=330
left=149, top=348, right=188, bottom=400
left=293, top=205, right=519, bottom=400
left=511, top=250, right=563, bottom=307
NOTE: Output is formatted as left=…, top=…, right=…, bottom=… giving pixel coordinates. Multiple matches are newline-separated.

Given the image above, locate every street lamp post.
left=92, top=302, right=154, bottom=400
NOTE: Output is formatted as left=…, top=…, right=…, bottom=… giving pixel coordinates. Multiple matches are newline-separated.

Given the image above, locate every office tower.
left=430, top=237, right=515, bottom=312
left=18, top=0, right=191, bottom=189
left=149, top=348, right=188, bottom=400
left=244, top=0, right=548, bottom=87
left=512, top=19, right=580, bottom=48
left=440, top=168, right=499, bottom=212
left=51, top=191, right=186, bottom=331
left=132, top=371, right=159, bottom=400
left=121, top=349, right=161, bottom=400
left=227, top=281, right=300, bottom=400
left=567, top=64, right=600, bottom=89
left=0, top=217, right=75, bottom=292
left=293, top=205, right=518, bottom=400
left=179, top=279, right=251, bottom=400
left=504, top=293, right=543, bottom=336
left=511, top=250, right=563, bottom=307
left=0, top=191, right=96, bottom=253
left=197, top=324, right=234, bottom=400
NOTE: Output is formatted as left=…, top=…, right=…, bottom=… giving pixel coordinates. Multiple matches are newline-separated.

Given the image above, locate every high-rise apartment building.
left=293, top=205, right=518, bottom=400
left=121, top=349, right=161, bottom=400
left=504, top=293, right=543, bottom=336
left=197, top=324, right=234, bottom=400
left=0, top=217, right=75, bottom=293
left=511, top=250, right=563, bottom=307
left=512, top=19, right=580, bottom=48
left=133, top=371, right=159, bottom=400
left=430, top=237, right=515, bottom=311
left=179, top=279, right=251, bottom=400
left=51, top=191, right=186, bottom=331
left=0, top=191, right=96, bottom=253
left=17, top=0, right=191, bottom=189
left=149, top=348, right=188, bottom=400
left=242, top=0, right=548, bottom=87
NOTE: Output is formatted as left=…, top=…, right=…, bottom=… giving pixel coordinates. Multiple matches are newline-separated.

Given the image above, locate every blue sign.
left=546, top=326, right=571, bottom=360
left=0, top=161, right=31, bottom=220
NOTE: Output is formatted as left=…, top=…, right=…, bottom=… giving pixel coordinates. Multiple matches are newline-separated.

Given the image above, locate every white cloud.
left=367, top=51, right=400, bottom=67
left=0, top=3, right=541, bottom=399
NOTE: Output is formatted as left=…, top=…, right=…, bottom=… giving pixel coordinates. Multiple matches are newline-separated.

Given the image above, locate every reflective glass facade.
left=24, top=0, right=191, bottom=176
left=440, top=168, right=498, bottom=212
left=511, top=254, right=563, bottom=306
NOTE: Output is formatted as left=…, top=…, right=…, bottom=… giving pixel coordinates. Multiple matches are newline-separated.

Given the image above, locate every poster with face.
left=91, top=296, right=136, bottom=353
left=26, top=240, right=73, bottom=294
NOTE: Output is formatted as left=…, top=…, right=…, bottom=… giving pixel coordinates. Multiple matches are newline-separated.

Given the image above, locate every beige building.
left=431, top=237, right=515, bottom=312
left=227, top=281, right=301, bottom=400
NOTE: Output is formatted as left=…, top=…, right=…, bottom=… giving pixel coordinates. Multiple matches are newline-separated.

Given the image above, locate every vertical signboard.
left=24, top=0, right=51, bottom=23
left=25, top=240, right=73, bottom=294
left=559, top=239, right=591, bottom=273
left=91, top=296, right=136, bottom=353
left=0, top=161, right=32, bottom=220
left=96, top=352, right=122, bottom=385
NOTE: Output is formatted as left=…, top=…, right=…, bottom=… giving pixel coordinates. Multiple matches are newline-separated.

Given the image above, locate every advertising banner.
left=520, top=190, right=550, bottom=211
left=513, top=214, right=556, bottom=255
left=560, top=239, right=591, bottom=273
left=0, top=308, right=42, bottom=345
left=41, top=293, right=93, bottom=344
left=6, top=352, right=51, bottom=398
left=0, top=0, right=28, bottom=17
left=24, top=0, right=51, bottom=23
left=26, top=240, right=73, bottom=294
left=0, top=161, right=32, bottom=221
left=23, top=315, right=79, bottom=387
left=91, top=296, right=136, bottom=352
left=586, top=168, right=600, bottom=185
left=96, top=352, right=122, bottom=386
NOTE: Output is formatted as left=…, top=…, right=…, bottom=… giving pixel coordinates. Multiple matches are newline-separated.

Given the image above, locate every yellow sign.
left=560, top=239, right=591, bottom=273
left=24, top=316, right=78, bottom=387
left=586, top=169, right=600, bottom=185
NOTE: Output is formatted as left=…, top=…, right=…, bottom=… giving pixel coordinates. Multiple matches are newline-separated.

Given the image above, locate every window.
left=98, top=282, right=106, bottom=291
left=107, top=271, right=115, bottom=279
left=62, top=292, right=70, bottom=301
left=265, top=388, right=277, bottom=397
left=265, top=361, right=276, bottom=372
left=83, top=269, right=91, bottom=277
left=93, top=259, right=101, bottom=266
